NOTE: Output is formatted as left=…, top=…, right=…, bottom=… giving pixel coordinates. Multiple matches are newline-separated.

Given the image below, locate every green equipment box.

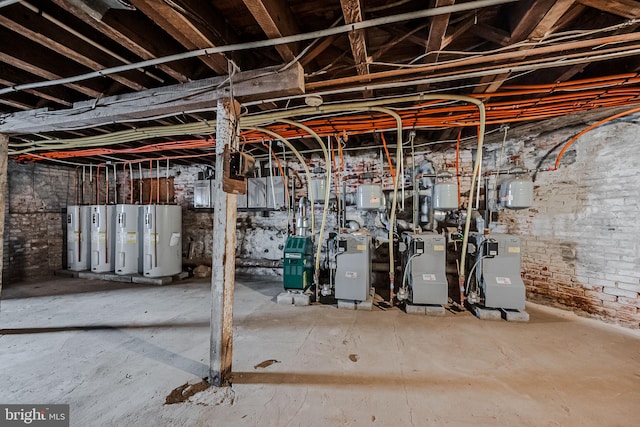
left=283, top=236, right=313, bottom=291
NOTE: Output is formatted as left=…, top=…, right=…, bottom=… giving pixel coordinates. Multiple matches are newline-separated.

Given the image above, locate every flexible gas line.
left=242, top=126, right=316, bottom=235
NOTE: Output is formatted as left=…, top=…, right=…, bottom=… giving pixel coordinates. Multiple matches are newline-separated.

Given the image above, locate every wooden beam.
left=51, top=0, right=192, bottom=83
left=242, top=0, right=299, bottom=62
left=0, top=135, right=6, bottom=301
left=130, top=0, right=229, bottom=74
left=474, top=0, right=573, bottom=94
left=209, top=98, right=240, bottom=387
left=1, top=63, right=305, bottom=135
left=0, top=5, right=147, bottom=91
left=425, top=0, right=456, bottom=61
left=530, top=0, right=576, bottom=39
left=300, top=35, right=338, bottom=67
left=371, top=24, right=428, bottom=62
left=340, top=0, right=370, bottom=77
left=471, top=24, right=511, bottom=46
left=509, top=0, right=557, bottom=43
left=306, top=32, right=640, bottom=90
left=577, top=0, right=640, bottom=19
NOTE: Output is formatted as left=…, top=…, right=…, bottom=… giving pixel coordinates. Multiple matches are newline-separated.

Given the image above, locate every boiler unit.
left=334, top=231, right=372, bottom=301
left=90, top=204, right=116, bottom=273
left=283, top=236, right=313, bottom=291
left=115, top=204, right=140, bottom=275
left=142, top=205, right=182, bottom=277
left=400, top=233, right=448, bottom=305
left=467, top=233, right=526, bottom=310
left=67, top=205, right=91, bottom=271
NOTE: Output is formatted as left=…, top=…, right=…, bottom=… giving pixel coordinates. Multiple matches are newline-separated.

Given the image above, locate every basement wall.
left=175, top=116, right=640, bottom=329
left=3, top=162, right=78, bottom=283
left=3, top=116, right=638, bottom=329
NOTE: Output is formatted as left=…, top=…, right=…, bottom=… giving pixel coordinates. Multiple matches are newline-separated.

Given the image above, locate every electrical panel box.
left=334, top=231, right=372, bottom=301
left=404, top=232, right=448, bottom=305
left=245, top=177, right=286, bottom=209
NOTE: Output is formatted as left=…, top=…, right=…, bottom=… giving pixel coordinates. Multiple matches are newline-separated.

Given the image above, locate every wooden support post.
left=0, top=135, right=7, bottom=299
left=209, top=98, right=240, bottom=387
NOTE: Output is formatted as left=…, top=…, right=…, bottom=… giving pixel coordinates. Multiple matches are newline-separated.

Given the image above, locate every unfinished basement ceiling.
left=2, top=0, right=640, bottom=165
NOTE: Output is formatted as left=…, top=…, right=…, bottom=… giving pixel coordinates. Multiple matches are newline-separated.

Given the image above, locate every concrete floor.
left=1, top=275, right=639, bottom=427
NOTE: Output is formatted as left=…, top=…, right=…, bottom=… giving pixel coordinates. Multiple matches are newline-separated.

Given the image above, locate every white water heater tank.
left=115, top=204, right=140, bottom=275
left=356, top=184, right=383, bottom=210
left=500, top=175, right=533, bottom=209
left=67, top=205, right=91, bottom=271
left=433, top=182, right=458, bottom=211
left=90, top=204, right=116, bottom=273
left=143, top=205, right=182, bottom=277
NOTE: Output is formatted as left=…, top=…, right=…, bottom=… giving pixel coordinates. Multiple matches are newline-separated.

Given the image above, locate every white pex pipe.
left=279, top=119, right=331, bottom=289
left=243, top=126, right=316, bottom=235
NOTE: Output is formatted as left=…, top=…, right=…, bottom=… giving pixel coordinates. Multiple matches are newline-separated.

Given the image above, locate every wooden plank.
left=0, top=135, right=6, bottom=301
left=0, top=26, right=104, bottom=99
left=474, top=0, right=573, bottom=94
left=130, top=0, right=229, bottom=74
left=425, top=0, right=456, bottom=61
left=300, top=35, right=338, bottom=66
left=242, top=0, right=299, bottom=62
left=530, top=0, right=575, bottom=39
left=340, top=0, right=370, bottom=77
left=209, top=98, right=240, bottom=388
left=0, top=5, right=147, bottom=91
left=509, top=0, right=557, bottom=43
left=471, top=24, right=511, bottom=46
left=371, top=24, right=428, bottom=62
left=306, top=31, right=640, bottom=90
left=51, top=0, right=192, bottom=83
left=1, top=63, right=305, bottom=135
left=577, top=0, right=640, bottom=19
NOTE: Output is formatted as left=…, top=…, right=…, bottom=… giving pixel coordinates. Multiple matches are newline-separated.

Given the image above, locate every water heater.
left=67, top=205, right=91, bottom=271
left=90, top=204, right=116, bottom=273
left=115, top=204, right=140, bottom=275
left=143, top=205, right=182, bottom=277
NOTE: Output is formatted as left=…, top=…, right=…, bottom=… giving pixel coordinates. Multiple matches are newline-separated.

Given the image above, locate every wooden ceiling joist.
left=0, top=27, right=105, bottom=99
left=577, top=0, right=640, bottom=19
left=130, top=0, right=233, bottom=75
left=425, top=0, right=456, bottom=62
left=340, top=0, right=371, bottom=97
left=0, top=4, right=147, bottom=92
left=242, top=0, right=300, bottom=63
left=51, top=0, right=192, bottom=83
left=474, top=0, right=576, bottom=95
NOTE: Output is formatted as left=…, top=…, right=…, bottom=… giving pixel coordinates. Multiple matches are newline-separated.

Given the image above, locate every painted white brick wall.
left=486, top=117, right=640, bottom=329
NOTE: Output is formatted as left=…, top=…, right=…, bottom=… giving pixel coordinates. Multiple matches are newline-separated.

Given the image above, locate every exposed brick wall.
left=480, top=119, right=640, bottom=329
left=5, top=114, right=639, bottom=329
left=3, top=162, right=78, bottom=282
